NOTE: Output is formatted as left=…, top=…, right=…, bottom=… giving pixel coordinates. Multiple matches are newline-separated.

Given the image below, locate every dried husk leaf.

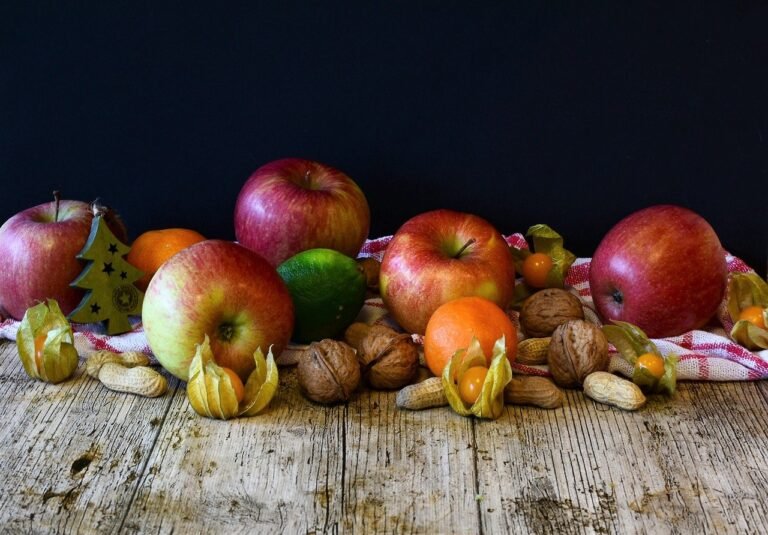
left=731, top=320, right=768, bottom=350
left=443, top=336, right=513, bottom=420
left=602, top=321, right=659, bottom=364
left=239, top=346, right=279, bottom=416
left=510, top=224, right=576, bottom=306
left=602, top=320, right=677, bottom=395
left=526, top=224, right=577, bottom=289
left=186, top=335, right=240, bottom=420
left=726, top=272, right=768, bottom=322
left=726, top=272, right=768, bottom=350
left=16, top=299, right=78, bottom=384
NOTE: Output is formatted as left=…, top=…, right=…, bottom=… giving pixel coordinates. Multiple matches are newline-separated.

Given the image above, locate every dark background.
left=2, top=2, right=767, bottom=273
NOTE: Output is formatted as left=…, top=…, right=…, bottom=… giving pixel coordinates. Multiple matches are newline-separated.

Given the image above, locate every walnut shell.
left=297, top=339, right=360, bottom=404
left=343, top=322, right=371, bottom=353
left=359, top=325, right=419, bottom=390
left=520, top=288, right=584, bottom=337
left=547, top=320, right=609, bottom=388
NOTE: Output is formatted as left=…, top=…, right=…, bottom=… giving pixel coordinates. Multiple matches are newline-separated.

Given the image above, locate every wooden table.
left=2, top=339, right=767, bottom=534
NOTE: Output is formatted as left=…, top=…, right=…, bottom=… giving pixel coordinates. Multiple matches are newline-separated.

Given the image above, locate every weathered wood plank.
left=475, top=382, right=768, bottom=535
left=3, top=333, right=768, bottom=535
left=119, top=369, right=351, bottom=533
left=0, top=341, right=180, bottom=534
left=340, top=389, right=478, bottom=533
left=123, top=369, right=478, bottom=534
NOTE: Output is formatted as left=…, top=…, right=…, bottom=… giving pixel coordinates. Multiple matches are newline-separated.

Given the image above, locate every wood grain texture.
left=475, top=383, right=768, bottom=534
left=1, top=339, right=768, bottom=534
left=0, top=341, right=178, bottom=534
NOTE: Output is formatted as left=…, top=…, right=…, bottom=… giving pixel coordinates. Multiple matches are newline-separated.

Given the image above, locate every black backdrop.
left=2, top=2, right=767, bottom=273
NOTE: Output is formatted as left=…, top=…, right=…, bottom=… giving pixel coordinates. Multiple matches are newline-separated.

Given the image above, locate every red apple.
left=0, top=197, right=127, bottom=319
left=379, top=209, right=516, bottom=335
left=234, top=158, right=370, bottom=266
left=589, top=204, right=727, bottom=338
left=142, top=240, right=294, bottom=381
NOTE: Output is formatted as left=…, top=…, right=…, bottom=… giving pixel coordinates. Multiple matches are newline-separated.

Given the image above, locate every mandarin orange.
left=126, top=228, right=206, bottom=290
left=423, top=296, right=517, bottom=377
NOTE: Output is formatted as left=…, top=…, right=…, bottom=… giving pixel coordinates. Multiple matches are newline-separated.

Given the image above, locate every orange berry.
left=522, top=252, right=553, bottom=288
left=423, top=296, right=517, bottom=377
left=458, top=366, right=488, bottom=404
left=34, top=333, right=47, bottom=370
left=222, top=367, right=245, bottom=403
left=739, top=305, right=766, bottom=330
left=636, top=353, right=665, bottom=379
left=126, top=228, right=206, bottom=290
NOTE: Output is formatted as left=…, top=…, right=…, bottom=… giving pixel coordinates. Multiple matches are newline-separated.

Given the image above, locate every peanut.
left=397, top=373, right=566, bottom=411
left=583, top=371, right=646, bottom=411
left=98, top=362, right=168, bottom=398
left=85, top=350, right=151, bottom=378
left=504, top=375, right=564, bottom=409
left=396, top=377, right=447, bottom=410
left=516, top=337, right=551, bottom=365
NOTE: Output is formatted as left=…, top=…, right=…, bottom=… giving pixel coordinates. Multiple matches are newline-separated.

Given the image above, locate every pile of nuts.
left=514, top=287, right=647, bottom=411
left=297, top=285, right=648, bottom=412
left=296, top=323, right=420, bottom=405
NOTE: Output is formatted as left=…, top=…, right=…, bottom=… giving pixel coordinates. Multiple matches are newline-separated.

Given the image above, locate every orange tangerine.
left=126, top=228, right=206, bottom=290
left=423, top=296, right=517, bottom=377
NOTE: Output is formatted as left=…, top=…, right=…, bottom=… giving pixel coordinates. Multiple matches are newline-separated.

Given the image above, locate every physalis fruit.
left=726, top=272, right=768, bottom=350
left=602, top=321, right=677, bottom=395
left=186, top=334, right=278, bottom=420
left=443, top=336, right=512, bottom=419
left=510, top=224, right=576, bottom=307
left=16, top=299, right=79, bottom=384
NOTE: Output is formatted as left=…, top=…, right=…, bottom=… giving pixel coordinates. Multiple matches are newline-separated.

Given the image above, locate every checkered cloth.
left=1, top=234, right=766, bottom=381
left=356, top=234, right=768, bottom=382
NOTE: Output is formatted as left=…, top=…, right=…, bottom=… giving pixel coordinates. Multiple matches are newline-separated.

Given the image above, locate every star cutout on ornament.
left=120, top=271, right=127, bottom=280
left=90, top=302, right=101, bottom=314
left=108, top=243, right=118, bottom=254
left=102, top=262, right=114, bottom=275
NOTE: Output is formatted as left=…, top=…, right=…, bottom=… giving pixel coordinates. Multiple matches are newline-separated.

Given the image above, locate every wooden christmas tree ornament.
left=69, top=203, right=144, bottom=335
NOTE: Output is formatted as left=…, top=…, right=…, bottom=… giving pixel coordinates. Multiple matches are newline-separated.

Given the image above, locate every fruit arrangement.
left=0, top=158, right=765, bottom=421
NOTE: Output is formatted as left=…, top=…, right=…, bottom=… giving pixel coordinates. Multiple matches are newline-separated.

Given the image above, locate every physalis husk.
left=509, top=224, right=577, bottom=307
left=186, top=334, right=279, bottom=420
left=726, top=272, right=768, bottom=350
left=16, top=299, right=79, bottom=384
left=602, top=321, right=677, bottom=395
left=443, top=336, right=512, bottom=419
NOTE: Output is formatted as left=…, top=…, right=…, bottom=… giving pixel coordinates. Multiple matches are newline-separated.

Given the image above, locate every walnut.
left=358, top=325, right=419, bottom=390
left=520, top=288, right=584, bottom=337
left=547, top=320, right=609, bottom=388
left=297, top=339, right=360, bottom=404
left=343, top=322, right=372, bottom=352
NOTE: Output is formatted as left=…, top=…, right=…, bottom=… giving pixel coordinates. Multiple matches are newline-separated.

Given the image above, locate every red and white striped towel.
left=356, top=234, right=768, bottom=382
left=1, top=234, right=766, bottom=382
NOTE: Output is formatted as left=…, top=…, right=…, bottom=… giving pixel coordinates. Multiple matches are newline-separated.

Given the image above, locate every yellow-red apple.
left=142, top=240, right=294, bottom=381
left=379, top=209, right=515, bottom=335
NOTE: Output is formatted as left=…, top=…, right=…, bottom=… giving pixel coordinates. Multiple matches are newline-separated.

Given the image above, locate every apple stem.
left=53, top=190, right=61, bottom=222
left=454, top=238, right=476, bottom=258
left=612, top=290, right=624, bottom=305
left=303, top=170, right=312, bottom=187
